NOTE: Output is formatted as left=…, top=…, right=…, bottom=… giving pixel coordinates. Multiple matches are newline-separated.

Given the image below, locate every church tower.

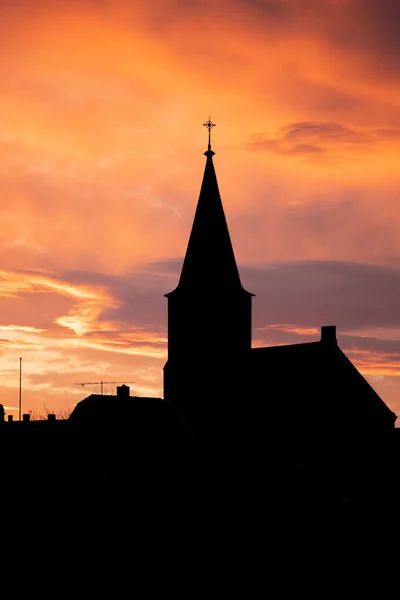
left=164, top=120, right=254, bottom=448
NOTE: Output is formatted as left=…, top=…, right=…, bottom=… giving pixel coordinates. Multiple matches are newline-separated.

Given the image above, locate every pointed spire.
left=166, top=120, right=253, bottom=297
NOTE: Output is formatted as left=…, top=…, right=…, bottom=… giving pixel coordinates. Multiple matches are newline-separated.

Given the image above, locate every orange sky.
left=1, top=0, right=400, bottom=421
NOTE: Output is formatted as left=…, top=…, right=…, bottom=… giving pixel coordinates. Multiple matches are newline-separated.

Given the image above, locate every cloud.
left=11, top=258, right=397, bottom=357
left=315, top=0, right=400, bottom=75
left=3, top=257, right=400, bottom=349
left=2, top=0, right=400, bottom=420
left=250, top=121, right=400, bottom=162
left=237, top=0, right=400, bottom=72
left=0, top=325, right=46, bottom=333
left=1, top=256, right=400, bottom=415
left=242, top=260, right=400, bottom=332
left=0, top=265, right=171, bottom=367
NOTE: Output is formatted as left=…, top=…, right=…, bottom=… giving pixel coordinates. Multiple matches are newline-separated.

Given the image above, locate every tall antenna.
left=19, top=357, right=22, bottom=421
left=75, top=381, right=135, bottom=395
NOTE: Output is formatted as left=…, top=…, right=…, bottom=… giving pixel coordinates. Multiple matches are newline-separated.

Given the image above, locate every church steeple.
left=166, top=118, right=253, bottom=298
left=164, top=120, right=254, bottom=446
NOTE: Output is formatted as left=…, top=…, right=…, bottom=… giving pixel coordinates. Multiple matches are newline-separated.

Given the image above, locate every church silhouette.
left=164, top=119, right=397, bottom=463
left=1, top=120, right=399, bottom=527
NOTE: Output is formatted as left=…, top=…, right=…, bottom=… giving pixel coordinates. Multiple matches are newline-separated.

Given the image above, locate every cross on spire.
left=203, top=117, right=216, bottom=152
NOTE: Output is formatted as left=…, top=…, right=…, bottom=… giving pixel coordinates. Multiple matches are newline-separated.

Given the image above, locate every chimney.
left=321, top=325, right=337, bottom=345
left=8, top=415, right=13, bottom=422
left=23, top=413, right=30, bottom=422
left=47, top=414, right=56, bottom=422
left=117, top=384, right=130, bottom=398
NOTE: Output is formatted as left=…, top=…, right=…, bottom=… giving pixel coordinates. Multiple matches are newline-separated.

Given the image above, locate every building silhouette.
left=164, top=122, right=397, bottom=477
left=164, top=131, right=254, bottom=451
left=1, top=122, right=399, bottom=533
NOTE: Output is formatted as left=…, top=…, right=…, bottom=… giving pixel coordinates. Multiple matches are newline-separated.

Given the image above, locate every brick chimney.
left=320, top=325, right=337, bottom=345
left=117, top=384, right=130, bottom=398
left=23, top=413, right=30, bottom=422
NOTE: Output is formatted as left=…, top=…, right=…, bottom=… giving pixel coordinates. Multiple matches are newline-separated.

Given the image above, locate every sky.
left=1, top=0, right=400, bottom=421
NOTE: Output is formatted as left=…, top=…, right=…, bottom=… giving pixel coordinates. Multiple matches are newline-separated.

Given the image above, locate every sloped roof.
left=69, top=394, right=198, bottom=449
left=250, top=341, right=396, bottom=425
left=70, top=393, right=162, bottom=414
left=70, top=394, right=181, bottom=426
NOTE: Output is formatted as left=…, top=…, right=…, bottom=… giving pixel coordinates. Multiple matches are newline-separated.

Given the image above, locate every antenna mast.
left=75, top=381, right=135, bottom=395
left=19, top=357, right=22, bottom=421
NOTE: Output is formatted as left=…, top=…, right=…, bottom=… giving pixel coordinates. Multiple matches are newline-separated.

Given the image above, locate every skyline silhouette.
left=1, top=1, right=400, bottom=424
left=1, top=131, right=399, bottom=545
left=1, top=3, right=400, bottom=582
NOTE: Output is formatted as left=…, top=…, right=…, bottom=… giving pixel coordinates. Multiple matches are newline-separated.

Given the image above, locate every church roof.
left=166, top=133, right=253, bottom=297
left=250, top=335, right=396, bottom=426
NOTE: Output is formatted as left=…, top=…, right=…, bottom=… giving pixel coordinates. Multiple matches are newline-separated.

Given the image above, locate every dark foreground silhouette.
left=1, top=129, right=398, bottom=587
left=1, top=397, right=397, bottom=590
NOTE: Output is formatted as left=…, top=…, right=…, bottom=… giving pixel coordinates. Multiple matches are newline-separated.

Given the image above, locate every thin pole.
left=101, top=381, right=103, bottom=395
left=19, top=357, right=22, bottom=421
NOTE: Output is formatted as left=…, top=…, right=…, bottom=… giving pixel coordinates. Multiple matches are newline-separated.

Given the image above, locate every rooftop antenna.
left=75, top=381, right=135, bottom=395
left=19, top=357, right=22, bottom=421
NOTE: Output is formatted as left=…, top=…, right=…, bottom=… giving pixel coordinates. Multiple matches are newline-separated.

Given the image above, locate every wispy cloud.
left=1, top=0, right=400, bottom=419
left=249, top=121, right=400, bottom=162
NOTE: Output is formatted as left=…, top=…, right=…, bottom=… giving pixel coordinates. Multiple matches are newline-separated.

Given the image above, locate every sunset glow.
left=1, top=0, right=400, bottom=420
